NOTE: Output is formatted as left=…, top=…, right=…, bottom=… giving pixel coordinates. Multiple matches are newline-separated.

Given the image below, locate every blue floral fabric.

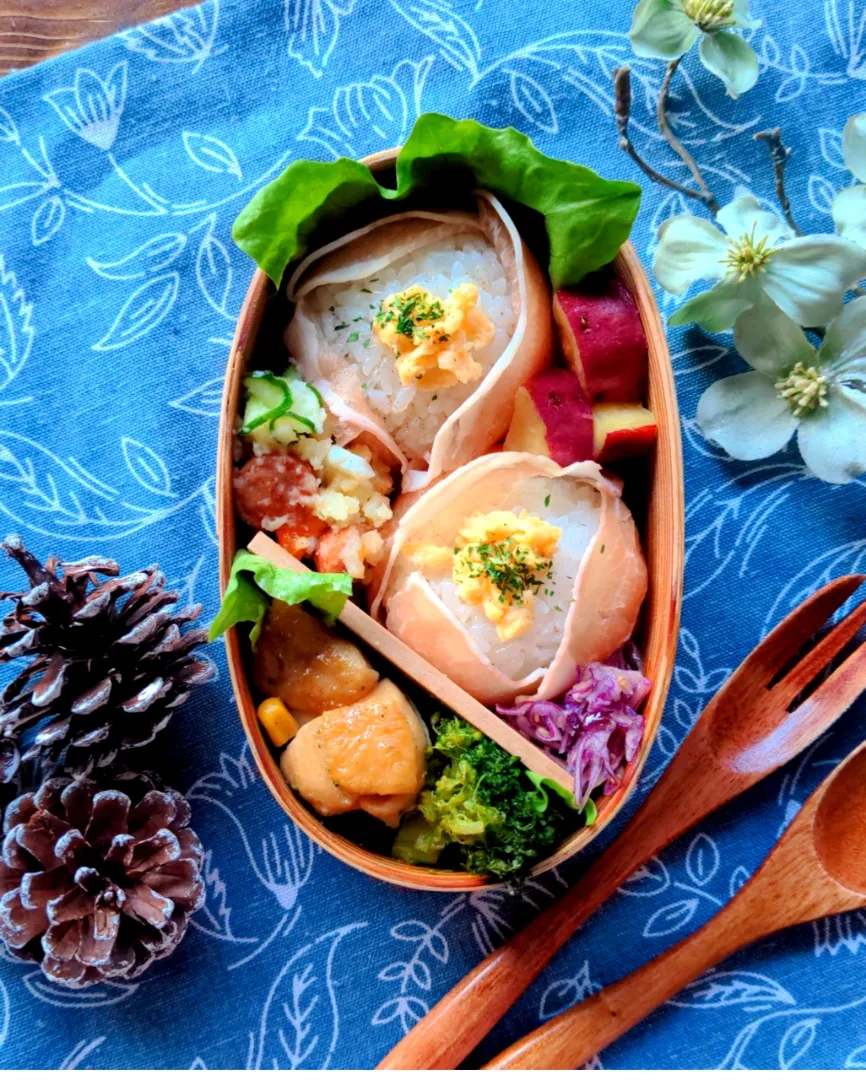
left=0, top=0, right=864, bottom=1068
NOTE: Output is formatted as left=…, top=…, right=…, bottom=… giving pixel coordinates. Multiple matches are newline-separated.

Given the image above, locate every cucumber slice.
left=241, top=367, right=326, bottom=443
left=240, top=372, right=292, bottom=435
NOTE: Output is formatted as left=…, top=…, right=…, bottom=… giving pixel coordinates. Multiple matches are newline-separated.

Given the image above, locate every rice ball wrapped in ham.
left=371, top=453, right=647, bottom=706
left=285, top=193, right=553, bottom=490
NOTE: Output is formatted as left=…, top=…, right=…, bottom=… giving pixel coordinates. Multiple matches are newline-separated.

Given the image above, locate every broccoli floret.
left=393, top=714, right=580, bottom=883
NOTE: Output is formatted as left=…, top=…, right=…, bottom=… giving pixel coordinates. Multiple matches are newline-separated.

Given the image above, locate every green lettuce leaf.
left=208, top=550, right=353, bottom=646
left=232, top=113, right=641, bottom=290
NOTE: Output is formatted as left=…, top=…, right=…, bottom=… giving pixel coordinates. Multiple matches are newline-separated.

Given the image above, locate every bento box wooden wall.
left=216, top=146, right=685, bottom=891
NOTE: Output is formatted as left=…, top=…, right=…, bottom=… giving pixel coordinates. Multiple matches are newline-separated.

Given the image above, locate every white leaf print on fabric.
left=24, top=972, right=137, bottom=1008
left=779, top=1017, right=820, bottom=1068
left=195, top=219, right=235, bottom=318
left=58, top=1037, right=106, bottom=1070
left=92, top=273, right=179, bottom=351
left=373, top=901, right=459, bottom=1033
left=390, top=0, right=481, bottom=77
left=0, top=181, right=52, bottom=215
left=684, top=463, right=809, bottom=602
left=0, top=107, right=18, bottom=144
left=670, top=970, right=797, bottom=1011
left=715, top=994, right=866, bottom=1068
left=87, top=233, right=187, bottom=280
left=819, top=126, right=847, bottom=169
left=187, top=744, right=315, bottom=969
left=0, top=254, right=34, bottom=394
left=503, top=64, right=558, bottom=134
left=846, top=1044, right=866, bottom=1068
left=183, top=132, right=243, bottom=179
left=169, top=377, right=224, bottom=417
left=761, top=538, right=866, bottom=637
left=0, top=432, right=212, bottom=541
left=285, top=0, right=357, bottom=78
left=31, top=195, right=65, bottom=246
left=825, top=0, right=866, bottom=78
left=43, top=63, right=128, bottom=151
left=808, top=174, right=837, bottom=214
left=120, top=2, right=221, bottom=72
left=539, top=961, right=600, bottom=1019
left=618, top=855, right=670, bottom=897
left=298, top=57, right=434, bottom=158
left=121, top=436, right=176, bottom=498
left=674, top=628, right=731, bottom=695
left=813, top=911, right=866, bottom=957
left=685, top=833, right=720, bottom=887
left=729, top=865, right=750, bottom=896
left=644, top=897, right=699, bottom=938
left=247, top=923, right=365, bottom=1069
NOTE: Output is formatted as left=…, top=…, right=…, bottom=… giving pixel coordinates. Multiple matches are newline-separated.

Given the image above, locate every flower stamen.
left=682, top=0, right=736, bottom=30
left=722, top=227, right=777, bottom=282
left=775, top=362, right=829, bottom=418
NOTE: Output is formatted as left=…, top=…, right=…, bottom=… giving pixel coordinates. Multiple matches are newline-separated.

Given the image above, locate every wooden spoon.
left=378, top=575, right=866, bottom=1070
left=487, top=728, right=866, bottom=1069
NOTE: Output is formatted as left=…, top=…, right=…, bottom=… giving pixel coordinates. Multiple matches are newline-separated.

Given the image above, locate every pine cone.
left=0, top=771, right=204, bottom=986
left=0, top=536, right=215, bottom=776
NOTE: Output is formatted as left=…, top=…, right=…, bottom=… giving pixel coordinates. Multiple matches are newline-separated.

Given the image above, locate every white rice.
left=422, top=477, right=601, bottom=682
left=307, top=234, right=515, bottom=462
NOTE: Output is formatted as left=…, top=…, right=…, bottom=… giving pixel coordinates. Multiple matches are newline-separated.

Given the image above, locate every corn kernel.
left=257, top=697, right=299, bottom=746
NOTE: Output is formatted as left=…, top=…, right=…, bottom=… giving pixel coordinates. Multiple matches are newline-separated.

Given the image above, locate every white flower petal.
left=697, top=371, right=798, bottom=460
left=843, top=113, right=866, bottom=183
left=732, top=0, right=762, bottom=29
left=716, top=195, right=790, bottom=245
left=668, top=277, right=757, bottom=332
left=734, top=301, right=815, bottom=376
left=629, top=0, right=699, bottom=59
left=819, top=294, right=866, bottom=377
left=654, top=214, right=728, bottom=294
left=797, top=384, right=866, bottom=483
left=763, top=235, right=866, bottom=326
left=831, top=184, right=866, bottom=248
left=698, top=32, right=759, bottom=98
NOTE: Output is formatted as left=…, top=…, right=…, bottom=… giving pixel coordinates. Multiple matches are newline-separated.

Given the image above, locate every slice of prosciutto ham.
left=371, top=453, right=648, bottom=706
left=285, top=193, right=553, bottom=489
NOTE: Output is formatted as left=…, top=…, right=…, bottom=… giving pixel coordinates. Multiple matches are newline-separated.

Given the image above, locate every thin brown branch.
left=613, top=66, right=709, bottom=206
left=754, top=127, right=802, bottom=236
left=656, top=58, right=720, bottom=214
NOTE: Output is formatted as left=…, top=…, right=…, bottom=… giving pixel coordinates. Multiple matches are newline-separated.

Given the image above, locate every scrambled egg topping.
left=373, top=283, right=495, bottom=390
left=409, top=510, right=561, bottom=642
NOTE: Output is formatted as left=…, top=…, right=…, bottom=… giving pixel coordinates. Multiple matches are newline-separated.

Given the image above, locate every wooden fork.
left=378, top=575, right=866, bottom=1070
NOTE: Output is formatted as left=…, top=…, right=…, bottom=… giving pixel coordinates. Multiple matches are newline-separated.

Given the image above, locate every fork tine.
left=786, top=639, right=866, bottom=735
left=773, top=598, right=866, bottom=704
left=742, top=575, right=864, bottom=683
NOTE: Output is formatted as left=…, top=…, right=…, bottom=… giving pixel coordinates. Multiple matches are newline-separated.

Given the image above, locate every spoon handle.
left=378, top=728, right=716, bottom=1070
left=483, top=886, right=762, bottom=1070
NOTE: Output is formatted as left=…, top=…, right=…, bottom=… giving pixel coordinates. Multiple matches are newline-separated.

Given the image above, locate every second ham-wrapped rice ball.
left=371, top=453, right=647, bottom=706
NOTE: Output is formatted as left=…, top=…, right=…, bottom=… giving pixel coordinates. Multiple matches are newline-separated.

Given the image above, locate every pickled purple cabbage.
left=497, top=645, right=651, bottom=811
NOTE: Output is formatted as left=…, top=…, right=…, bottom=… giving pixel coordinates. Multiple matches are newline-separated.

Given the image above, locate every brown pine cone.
left=0, top=771, right=204, bottom=986
left=0, top=535, right=216, bottom=776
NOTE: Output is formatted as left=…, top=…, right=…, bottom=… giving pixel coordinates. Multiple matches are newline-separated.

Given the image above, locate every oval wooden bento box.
left=216, top=146, right=685, bottom=891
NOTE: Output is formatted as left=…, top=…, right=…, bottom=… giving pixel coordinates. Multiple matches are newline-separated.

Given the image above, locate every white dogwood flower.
left=629, top=0, right=761, bottom=96
left=697, top=298, right=866, bottom=483
left=44, top=63, right=128, bottom=152
left=832, top=113, right=866, bottom=249
left=655, top=196, right=866, bottom=331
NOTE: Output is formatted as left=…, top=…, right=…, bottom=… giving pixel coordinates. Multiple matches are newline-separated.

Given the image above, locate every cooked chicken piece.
left=280, top=679, right=428, bottom=827
left=254, top=600, right=378, bottom=714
